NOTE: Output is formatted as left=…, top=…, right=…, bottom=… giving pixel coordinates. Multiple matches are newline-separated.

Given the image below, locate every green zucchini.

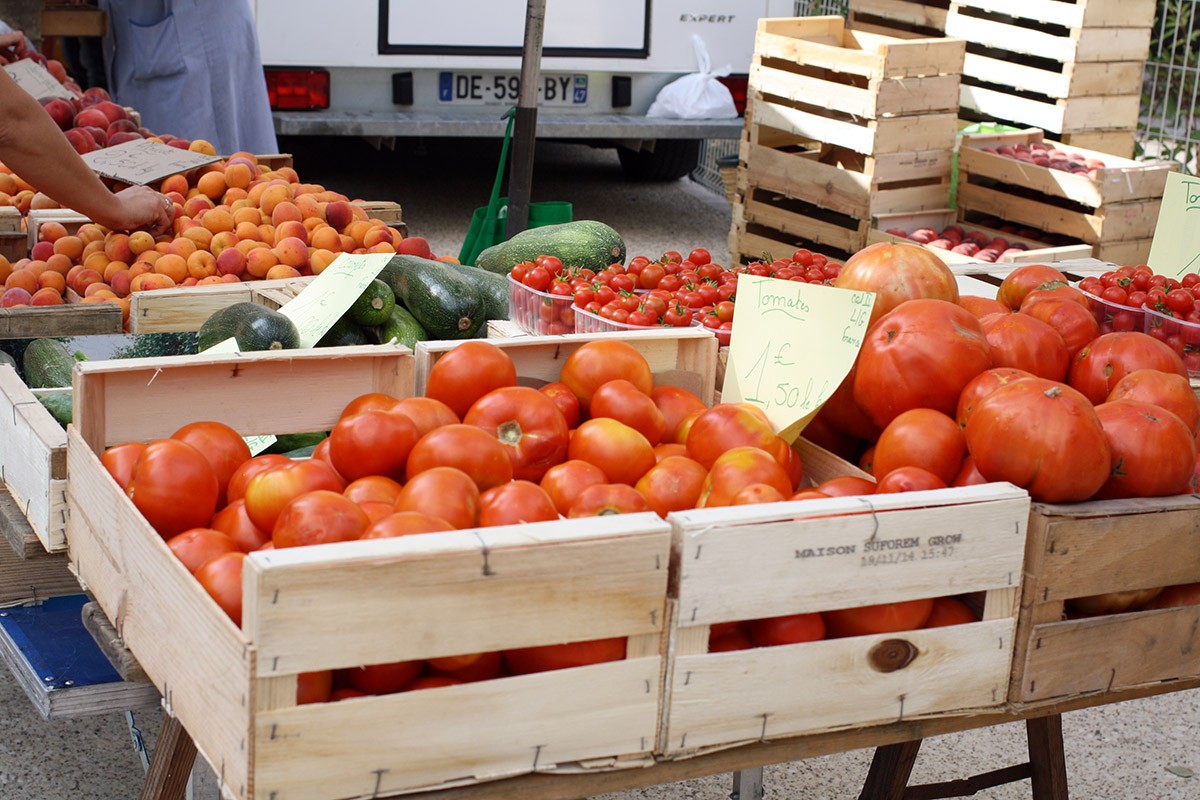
left=317, top=316, right=370, bottom=348
left=37, top=392, right=73, bottom=429
left=378, top=255, right=484, bottom=339
left=348, top=279, right=396, bottom=327
left=198, top=302, right=301, bottom=352
left=474, top=243, right=505, bottom=273
left=23, top=338, right=76, bottom=388
left=454, top=263, right=510, bottom=320
left=266, top=432, right=328, bottom=454
left=280, top=444, right=319, bottom=459
left=0, top=350, right=16, bottom=371
left=378, top=304, right=427, bottom=349
left=471, top=220, right=626, bottom=274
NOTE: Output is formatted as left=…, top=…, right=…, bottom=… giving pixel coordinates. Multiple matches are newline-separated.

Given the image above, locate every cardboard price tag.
left=200, top=337, right=241, bottom=354
left=243, top=434, right=278, bottom=456
left=721, top=275, right=874, bottom=442
left=277, top=252, right=394, bottom=347
left=79, top=139, right=221, bottom=186
left=3, top=59, right=76, bottom=100
left=1147, top=172, right=1200, bottom=279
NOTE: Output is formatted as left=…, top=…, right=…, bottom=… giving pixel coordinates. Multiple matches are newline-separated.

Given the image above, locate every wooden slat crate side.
left=952, top=0, right=1155, bottom=29
left=414, top=329, right=718, bottom=407
left=956, top=181, right=1159, bottom=244
left=962, top=54, right=1144, bottom=100
left=960, top=84, right=1141, bottom=135
left=744, top=125, right=954, bottom=185
left=959, top=130, right=1176, bottom=208
left=1014, top=607, right=1200, bottom=703
left=127, top=276, right=314, bottom=334
left=752, top=96, right=958, bottom=155
left=672, top=486, right=1029, bottom=626
left=740, top=193, right=869, bottom=255
left=252, top=659, right=661, bottom=800
left=72, top=345, right=414, bottom=451
left=945, top=10, right=1152, bottom=63
left=755, top=18, right=884, bottom=80
left=664, top=619, right=1014, bottom=754
left=0, top=303, right=123, bottom=340
left=1092, top=237, right=1152, bottom=265
left=0, top=206, right=21, bottom=233
left=0, top=366, right=68, bottom=551
left=850, top=29, right=965, bottom=77
left=0, top=522, right=79, bottom=604
left=243, top=515, right=671, bottom=676
left=749, top=60, right=960, bottom=119
left=25, top=209, right=90, bottom=251
left=66, top=429, right=253, bottom=799
left=354, top=200, right=403, bottom=224
left=730, top=225, right=854, bottom=269
left=849, top=0, right=949, bottom=33
left=1058, top=129, right=1136, bottom=159
left=0, top=232, right=26, bottom=263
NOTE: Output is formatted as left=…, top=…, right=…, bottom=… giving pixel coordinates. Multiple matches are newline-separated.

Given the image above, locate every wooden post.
left=1027, top=715, right=1069, bottom=800
left=858, top=739, right=922, bottom=800
left=139, top=715, right=197, bottom=800
left=505, top=0, right=545, bottom=238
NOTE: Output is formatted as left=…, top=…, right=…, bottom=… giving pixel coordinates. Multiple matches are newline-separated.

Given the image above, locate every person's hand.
left=103, top=185, right=174, bottom=234
left=0, top=31, right=26, bottom=52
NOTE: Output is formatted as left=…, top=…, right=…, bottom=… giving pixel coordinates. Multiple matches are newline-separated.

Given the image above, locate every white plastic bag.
left=646, top=35, right=738, bottom=119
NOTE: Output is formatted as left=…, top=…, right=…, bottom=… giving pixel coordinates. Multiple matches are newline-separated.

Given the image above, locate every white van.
left=253, top=1, right=796, bottom=178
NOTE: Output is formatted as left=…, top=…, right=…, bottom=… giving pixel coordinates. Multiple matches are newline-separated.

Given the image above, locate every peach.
left=324, top=200, right=355, bottom=232
left=309, top=249, right=338, bottom=273
left=273, top=237, right=309, bottom=269
left=215, top=247, right=247, bottom=278
left=130, top=273, right=176, bottom=292
left=265, top=264, right=302, bottom=281
left=153, top=254, right=188, bottom=284
left=30, top=288, right=64, bottom=306
left=244, top=248, right=278, bottom=279
left=273, top=220, right=308, bottom=246
left=210, top=231, right=239, bottom=255
left=30, top=240, right=55, bottom=262
left=186, top=250, right=217, bottom=279
left=108, top=269, right=133, bottom=297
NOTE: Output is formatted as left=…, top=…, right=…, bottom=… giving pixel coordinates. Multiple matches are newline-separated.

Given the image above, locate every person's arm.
left=0, top=59, right=171, bottom=233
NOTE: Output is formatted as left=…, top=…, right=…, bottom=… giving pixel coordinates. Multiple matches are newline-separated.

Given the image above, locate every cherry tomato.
left=687, top=248, right=712, bottom=267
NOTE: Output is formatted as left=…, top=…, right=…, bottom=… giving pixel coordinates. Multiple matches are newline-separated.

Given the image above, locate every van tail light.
left=265, top=68, right=330, bottom=111
left=717, top=74, right=748, bottom=116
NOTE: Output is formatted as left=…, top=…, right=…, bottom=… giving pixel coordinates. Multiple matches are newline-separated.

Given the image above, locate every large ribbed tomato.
left=1068, top=331, right=1188, bottom=405
left=559, top=339, right=653, bottom=411
left=979, top=312, right=1069, bottom=381
left=832, top=241, right=958, bottom=327
left=464, top=386, right=570, bottom=481
left=994, top=264, right=1068, bottom=311
left=1093, top=400, right=1197, bottom=499
left=1020, top=298, right=1100, bottom=357
left=1105, top=368, right=1200, bottom=437
left=956, top=367, right=1036, bottom=429
left=853, top=299, right=992, bottom=428
left=965, top=378, right=1110, bottom=503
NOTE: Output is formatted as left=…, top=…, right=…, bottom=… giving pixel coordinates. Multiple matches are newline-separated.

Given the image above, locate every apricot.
left=38, top=221, right=68, bottom=243
left=84, top=282, right=115, bottom=298
left=265, top=264, right=302, bottom=281
left=82, top=239, right=107, bottom=260
left=309, top=225, right=341, bottom=252
left=104, top=233, right=135, bottom=264
left=183, top=195, right=215, bottom=218
left=6, top=269, right=38, bottom=294
left=166, top=237, right=198, bottom=260
left=153, top=254, right=188, bottom=284
left=182, top=226, right=214, bottom=251
left=37, top=271, right=66, bottom=293
left=210, top=231, right=238, bottom=255
left=244, top=248, right=278, bottom=279
left=103, top=260, right=130, bottom=281
left=345, top=220, right=372, bottom=247
left=215, top=247, right=246, bottom=278
left=30, top=287, right=64, bottom=306
left=1, top=287, right=32, bottom=307
left=188, top=139, right=217, bottom=156
left=108, top=269, right=133, bottom=297
left=160, top=174, right=189, bottom=196
left=232, top=206, right=263, bottom=227
left=130, top=272, right=176, bottom=292
left=258, top=184, right=294, bottom=216
left=224, top=162, right=254, bottom=190
left=0, top=256, right=11, bottom=285
left=72, top=268, right=105, bottom=295
left=46, top=254, right=74, bottom=276
left=197, top=172, right=228, bottom=202
left=186, top=250, right=217, bottom=279
left=76, top=223, right=107, bottom=246
left=309, top=249, right=338, bottom=273
left=128, top=230, right=156, bottom=255
left=302, top=216, right=325, bottom=234
left=273, top=237, right=309, bottom=269
left=339, top=234, right=356, bottom=252
left=30, top=240, right=55, bottom=262
left=197, top=275, right=225, bottom=286
left=367, top=242, right=395, bottom=255
left=258, top=223, right=276, bottom=243
left=295, top=194, right=324, bottom=220
left=201, top=208, right=236, bottom=234
left=128, top=262, right=153, bottom=279
left=362, top=225, right=394, bottom=250
left=273, top=220, right=308, bottom=246
left=324, top=200, right=354, bottom=232
left=235, top=239, right=265, bottom=256
left=134, top=250, right=161, bottom=267
left=270, top=201, right=302, bottom=226
left=235, top=221, right=262, bottom=241
left=222, top=188, right=249, bottom=205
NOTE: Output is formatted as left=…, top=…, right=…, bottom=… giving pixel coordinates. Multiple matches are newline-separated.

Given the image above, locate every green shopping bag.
left=458, top=108, right=573, bottom=266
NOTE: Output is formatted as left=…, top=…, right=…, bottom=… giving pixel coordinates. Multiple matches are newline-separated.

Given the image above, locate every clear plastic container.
left=506, top=275, right=576, bottom=335
left=1143, top=306, right=1200, bottom=378
left=1080, top=288, right=1145, bottom=335
left=573, top=306, right=660, bottom=334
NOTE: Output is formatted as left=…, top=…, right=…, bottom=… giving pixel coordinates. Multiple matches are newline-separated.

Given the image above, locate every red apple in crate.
left=885, top=228, right=910, bottom=238
left=40, top=97, right=77, bottom=130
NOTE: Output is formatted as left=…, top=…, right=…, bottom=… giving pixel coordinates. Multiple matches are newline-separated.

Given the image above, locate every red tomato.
left=225, top=454, right=290, bottom=505
left=815, top=476, right=877, bottom=497
left=589, top=379, right=667, bottom=445
left=979, top=312, right=1070, bottom=381
left=394, top=466, right=480, bottom=529
left=699, top=447, right=792, bottom=508
left=425, top=341, right=518, bottom=419
left=297, top=671, right=333, bottom=704
left=360, top=511, right=455, bottom=538
left=874, top=466, right=948, bottom=494
left=357, top=500, right=396, bottom=525
left=242, top=459, right=345, bottom=533
left=406, top=424, right=514, bottom=490
left=1069, top=331, right=1188, bottom=405
left=330, top=688, right=368, bottom=701
left=343, top=475, right=404, bottom=505
left=345, top=660, right=422, bottom=694
left=653, top=442, right=689, bottom=462
left=923, top=597, right=978, bottom=627
left=635, top=456, right=708, bottom=517
left=210, top=499, right=271, bottom=552
left=559, top=340, right=653, bottom=411
left=709, top=627, right=754, bottom=652
left=166, top=528, right=238, bottom=573
left=128, top=439, right=221, bottom=539
left=1107, top=368, right=1200, bottom=436
left=832, top=242, right=959, bottom=326
left=310, top=438, right=340, bottom=478
left=1093, top=400, right=1197, bottom=499
left=995, top=265, right=1068, bottom=310
left=731, top=483, right=788, bottom=505
left=684, top=404, right=793, bottom=475
left=823, top=599, right=934, bottom=638
left=329, top=410, right=419, bottom=482
left=747, top=613, right=825, bottom=646
left=273, top=490, right=370, bottom=548
left=392, top=396, right=459, bottom=437
left=1021, top=298, right=1100, bottom=358
left=956, top=368, right=1036, bottom=429
left=539, top=381, right=581, bottom=428
left=430, top=650, right=504, bottom=682
left=540, top=459, right=609, bottom=516
left=567, top=418, right=656, bottom=486
left=853, top=299, right=992, bottom=428
left=951, top=456, right=989, bottom=487
left=650, top=385, right=707, bottom=444
left=100, top=442, right=146, bottom=492
left=406, top=676, right=463, bottom=691
left=171, top=421, right=251, bottom=508
left=567, top=483, right=651, bottom=517
left=673, top=408, right=705, bottom=445
left=872, top=408, right=966, bottom=485
left=958, top=295, right=1009, bottom=319
left=339, top=392, right=403, bottom=419
left=790, top=488, right=832, bottom=500
left=194, top=551, right=246, bottom=626
left=463, top=387, right=570, bottom=481
left=503, top=637, right=626, bottom=674
left=965, top=378, right=1110, bottom=503
left=478, top=481, right=560, bottom=526
left=1144, top=582, right=1200, bottom=609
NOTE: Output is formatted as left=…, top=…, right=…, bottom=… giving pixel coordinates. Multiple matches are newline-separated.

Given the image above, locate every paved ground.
left=2, top=138, right=1198, bottom=799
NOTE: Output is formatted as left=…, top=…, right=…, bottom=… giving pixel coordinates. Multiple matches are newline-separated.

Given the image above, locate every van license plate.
left=437, top=73, right=588, bottom=106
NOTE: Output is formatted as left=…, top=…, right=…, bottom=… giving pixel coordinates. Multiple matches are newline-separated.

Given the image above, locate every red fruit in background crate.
left=824, top=600, right=934, bottom=638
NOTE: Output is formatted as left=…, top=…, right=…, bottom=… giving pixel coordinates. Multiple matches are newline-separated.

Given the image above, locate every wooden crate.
left=1010, top=495, right=1200, bottom=706
left=0, top=489, right=78, bottom=601
left=661, top=477, right=1031, bottom=757
left=868, top=209, right=1092, bottom=264
left=958, top=84, right=1140, bottom=137
left=958, top=129, right=1175, bottom=208
left=1, top=302, right=123, bottom=339
left=1091, top=238, right=1152, bottom=266
left=1056, top=129, right=1137, bottom=160
left=731, top=189, right=867, bottom=263
left=25, top=209, right=90, bottom=251
left=41, top=6, right=107, bottom=37
left=127, top=275, right=313, bottom=334
left=0, top=367, right=69, bottom=552
left=946, top=0, right=1154, bottom=63
left=848, top=0, right=949, bottom=38
left=67, top=344, right=674, bottom=800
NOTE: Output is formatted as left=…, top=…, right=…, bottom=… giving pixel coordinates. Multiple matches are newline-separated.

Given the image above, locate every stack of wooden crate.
left=848, top=0, right=949, bottom=39
left=730, top=16, right=965, bottom=264
left=956, top=128, right=1176, bottom=264
left=946, top=0, right=1155, bottom=158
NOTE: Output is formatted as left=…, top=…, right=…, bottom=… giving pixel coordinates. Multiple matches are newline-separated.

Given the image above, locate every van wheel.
left=617, top=140, right=702, bottom=181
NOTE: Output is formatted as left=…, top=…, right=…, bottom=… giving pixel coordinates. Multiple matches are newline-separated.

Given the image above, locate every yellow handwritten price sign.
left=721, top=274, right=874, bottom=442
left=1147, top=172, right=1200, bottom=279
left=278, top=253, right=394, bottom=347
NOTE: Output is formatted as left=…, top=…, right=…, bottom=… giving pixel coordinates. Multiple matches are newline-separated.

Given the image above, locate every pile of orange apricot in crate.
left=0, top=152, right=405, bottom=330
